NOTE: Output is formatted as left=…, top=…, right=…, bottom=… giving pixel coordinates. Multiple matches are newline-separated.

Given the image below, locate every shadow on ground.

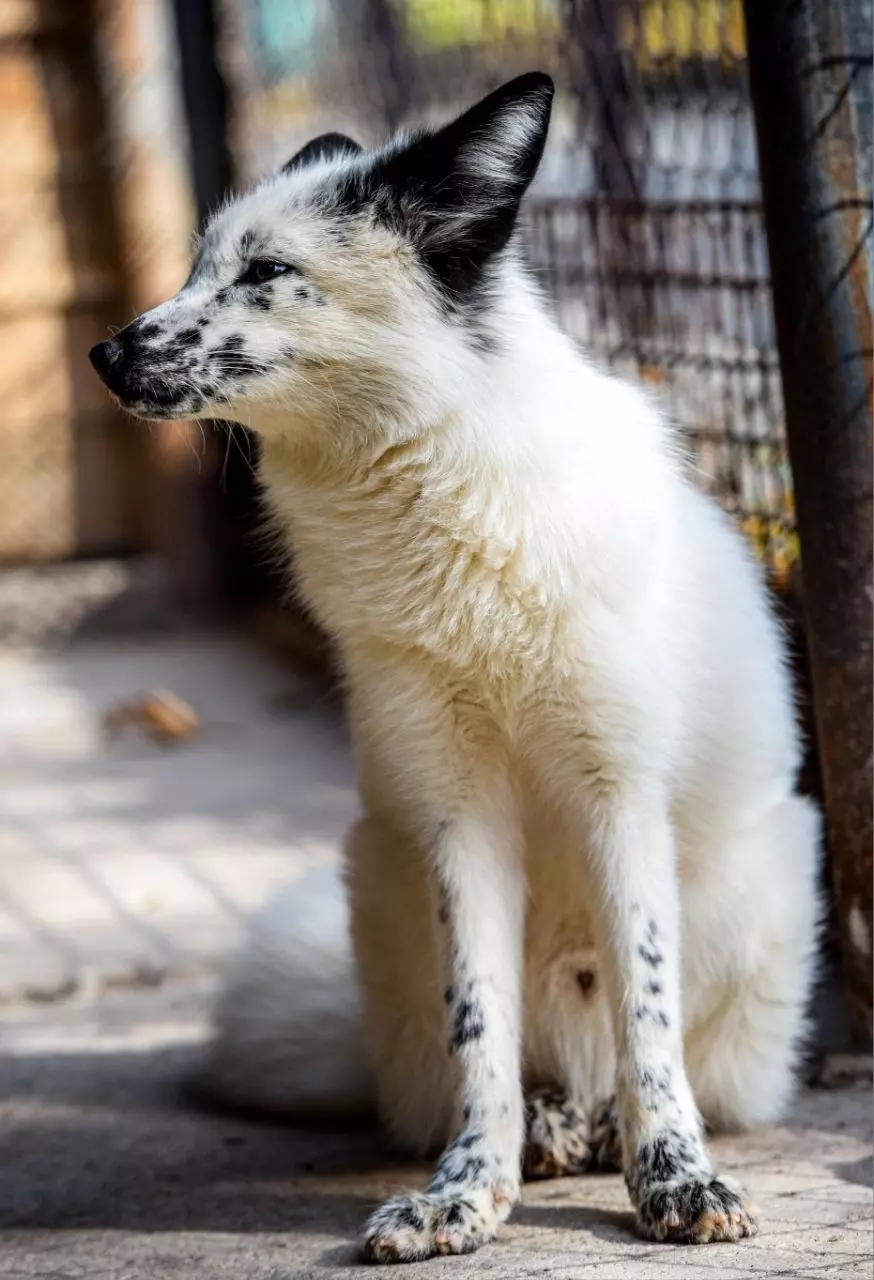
left=0, top=1041, right=387, bottom=1234
left=0, top=1038, right=645, bottom=1275
left=1, top=1027, right=872, bottom=1278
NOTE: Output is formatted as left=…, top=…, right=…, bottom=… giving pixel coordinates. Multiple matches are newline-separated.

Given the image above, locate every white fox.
left=90, top=73, right=821, bottom=1263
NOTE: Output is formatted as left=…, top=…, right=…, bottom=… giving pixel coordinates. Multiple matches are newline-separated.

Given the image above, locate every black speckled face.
left=87, top=237, right=313, bottom=420
left=86, top=205, right=338, bottom=421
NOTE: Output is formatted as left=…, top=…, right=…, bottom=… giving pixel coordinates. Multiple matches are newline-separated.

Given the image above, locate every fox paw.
left=636, top=1174, right=758, bottom=1244
left=361, top=1186, right=507, bottom=1263
left=523, top=1089, right=592, bottom=1179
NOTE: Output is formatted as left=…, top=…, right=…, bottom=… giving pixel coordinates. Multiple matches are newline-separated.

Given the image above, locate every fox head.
left=89, top=73, right=554, bottom=438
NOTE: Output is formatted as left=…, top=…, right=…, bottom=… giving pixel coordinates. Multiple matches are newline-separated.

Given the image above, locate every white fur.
left=124, top=81, right=821, bottom=1259
left=204, top=266, right=820, bottom=1135
left=205, top=867, right=373, bottom=1116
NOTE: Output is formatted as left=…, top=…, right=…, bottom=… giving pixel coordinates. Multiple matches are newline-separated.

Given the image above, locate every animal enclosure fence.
left=216, top=0, right=796, bottom=587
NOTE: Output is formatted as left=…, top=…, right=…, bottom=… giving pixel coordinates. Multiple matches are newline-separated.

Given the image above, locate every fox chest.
left=283, top=491, right=555, bottom=672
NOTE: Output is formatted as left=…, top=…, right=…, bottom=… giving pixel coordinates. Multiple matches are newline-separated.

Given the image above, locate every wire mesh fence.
left=217, top=0, right=797, bottom=587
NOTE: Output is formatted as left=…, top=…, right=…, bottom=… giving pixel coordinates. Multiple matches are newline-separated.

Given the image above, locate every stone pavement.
left=1, top=981, right=871, bottom=1280
left=0, top=631, right=871, bottom=1278
left=0, top=630, right=357, bottom=1001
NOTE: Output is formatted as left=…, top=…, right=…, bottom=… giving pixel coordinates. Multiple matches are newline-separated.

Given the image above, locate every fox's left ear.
left=371, top=72, right=554, bottom=303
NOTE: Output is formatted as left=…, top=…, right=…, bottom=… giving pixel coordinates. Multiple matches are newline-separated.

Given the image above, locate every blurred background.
left=0, top=5, right=871, bottom=1272
left=0, top=2, right=870, bottom=1049
left=0, top=0, right=801, bottom=611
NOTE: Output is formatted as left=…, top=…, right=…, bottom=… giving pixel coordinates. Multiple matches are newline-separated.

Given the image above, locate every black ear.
left=283, top=132, right=362, bottom=174
left=371, top=72, right=554, bottom=307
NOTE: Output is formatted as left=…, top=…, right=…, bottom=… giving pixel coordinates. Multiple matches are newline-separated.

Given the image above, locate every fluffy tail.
left=200, top=864, right=376, bottom=1117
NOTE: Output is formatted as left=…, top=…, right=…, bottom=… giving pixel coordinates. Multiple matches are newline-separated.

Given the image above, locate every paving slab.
left=0, top=631, right=356, bottom=1001
left=0, top=984, right=870, bottom=1279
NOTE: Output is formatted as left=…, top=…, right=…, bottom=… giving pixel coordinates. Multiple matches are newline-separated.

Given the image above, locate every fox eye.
left=238, top=260, right=294, bottom=285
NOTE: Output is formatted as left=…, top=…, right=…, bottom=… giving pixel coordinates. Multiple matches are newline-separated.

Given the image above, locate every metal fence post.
left=742, top=0, right=873, bottom=1043
left=170, top=0, right=234, bottom=221
left=170, top=0, right=271, bottom=608
left=564, top=0, right=653, bottom=347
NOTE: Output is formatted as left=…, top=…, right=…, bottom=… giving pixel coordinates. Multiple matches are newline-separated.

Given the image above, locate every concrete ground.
left=1, top=631, right=871, bottom=1279
left=0, top=630, right=357, bottom=1001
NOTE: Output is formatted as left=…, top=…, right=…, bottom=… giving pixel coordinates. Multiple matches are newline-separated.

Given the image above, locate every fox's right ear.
left=283, top=132, right=363, bottom=174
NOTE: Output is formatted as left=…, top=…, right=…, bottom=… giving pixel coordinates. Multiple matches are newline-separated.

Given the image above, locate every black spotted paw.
left=361, top=1186, right=505, bottom=1264
left=523, top=1089, right=591, bottom=1179
left=636, top=1174, right=758, bottom=1244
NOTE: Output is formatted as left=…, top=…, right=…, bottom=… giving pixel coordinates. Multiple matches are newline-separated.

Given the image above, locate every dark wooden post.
left=743, top=0, right=873, bottom=1044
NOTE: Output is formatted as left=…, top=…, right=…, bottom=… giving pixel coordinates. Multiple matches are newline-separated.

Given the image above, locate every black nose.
left=89, top=339, right=124, bottom=381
